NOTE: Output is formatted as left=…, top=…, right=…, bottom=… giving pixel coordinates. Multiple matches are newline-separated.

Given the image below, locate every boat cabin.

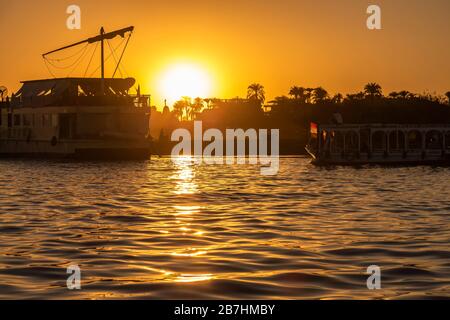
left=307, top=123, right=450, bottom=165
left=0, top=77, right=151, bottom=142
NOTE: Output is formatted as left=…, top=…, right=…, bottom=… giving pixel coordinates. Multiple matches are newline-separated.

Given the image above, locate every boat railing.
left=319, top=123, right=450, bottom=131
left=10, top=94, right=150, bottom=108
left=313, top=123, right=450, bottom=157
left=130, top=94, right=150, bottom=108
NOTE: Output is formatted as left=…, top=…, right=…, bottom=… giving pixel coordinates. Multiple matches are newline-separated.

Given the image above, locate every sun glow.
left=160, top=64, right=211, bottom=104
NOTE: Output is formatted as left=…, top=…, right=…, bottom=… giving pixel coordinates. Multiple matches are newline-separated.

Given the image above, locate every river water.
left=0, top=157, right=449, bottom=299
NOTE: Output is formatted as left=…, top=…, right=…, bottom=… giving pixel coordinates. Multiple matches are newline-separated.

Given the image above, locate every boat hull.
left=0, top=139, right=151, bottom=160
left=306, top=123, right=450, bottom=166
left=307, top=149, right=450, bottom=166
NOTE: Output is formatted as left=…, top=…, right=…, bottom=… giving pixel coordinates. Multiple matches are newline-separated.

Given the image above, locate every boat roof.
left=15, top=77, right=135, bottom=98
left=20, top=77, right=134, bottom=84
left=317, top=123, right=450, bottom=130
left=11, top=77, right=136, bottom=107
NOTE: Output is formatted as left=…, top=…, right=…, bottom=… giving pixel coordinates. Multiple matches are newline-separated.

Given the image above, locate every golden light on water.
left=159, top=63, right=212, bottom=104
left=172, top=157, right=198, bottom=195
left=164, top=160, right=212, bottom=284
left=171, top=249, right=208, bottom=257
left=173, top=205, right=201, bottom=215
left=174, top=274, right=214, bottom=283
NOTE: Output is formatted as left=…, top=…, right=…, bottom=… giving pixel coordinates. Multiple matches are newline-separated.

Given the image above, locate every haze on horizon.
left=0, top=0, right=449, bottom=108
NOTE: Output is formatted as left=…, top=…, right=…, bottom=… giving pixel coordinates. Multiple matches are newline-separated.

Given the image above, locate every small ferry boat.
left=306, top=121, right=450, bottom=165
left=0, top=27, right=152, bottom=159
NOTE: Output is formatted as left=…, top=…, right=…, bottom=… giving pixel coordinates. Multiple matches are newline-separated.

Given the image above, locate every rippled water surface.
left=0, top=157, right=449, bottom=299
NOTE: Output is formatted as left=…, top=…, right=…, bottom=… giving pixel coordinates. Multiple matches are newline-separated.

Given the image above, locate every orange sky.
left=0, top=0, right=449, bottom=108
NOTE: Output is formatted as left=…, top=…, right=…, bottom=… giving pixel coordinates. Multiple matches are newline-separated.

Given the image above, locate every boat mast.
left=100, top=27, right=105, bottom=95
left=42, top=26, right=134, bottom=95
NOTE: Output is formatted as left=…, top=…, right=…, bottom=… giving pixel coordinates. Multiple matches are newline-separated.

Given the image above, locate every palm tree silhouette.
left=312, top=87, right=329, bottom=104
left=172, top=101, right=184, bottom=121
left=398, top=90, right=409, bottom=99
left=445, top=91, right=450, bottom=105
left=346, top=92, right=365, bottom=101
left=389, top=91, right=399, bottom=99
left=331, top=93, right=343, bottom=104
left=305, top=88, right=314, bottom=104
left=247, top=83, right=266, bottom=104
left=289, top=86, right=306, bottom=102
left=190, top=97, right=204, bottom=120
left=364, top=82, right=383, bottom=98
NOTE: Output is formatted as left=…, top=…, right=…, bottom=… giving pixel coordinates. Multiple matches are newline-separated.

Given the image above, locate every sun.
left=160, top=63, right=211, bottom=104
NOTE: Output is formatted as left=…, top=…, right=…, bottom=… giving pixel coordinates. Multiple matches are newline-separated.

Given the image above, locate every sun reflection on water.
left=164, top=158, right=213, bottom=283
left=174, top=274, right=214, bottom=283
left=172, top=156, right=198, bottom=195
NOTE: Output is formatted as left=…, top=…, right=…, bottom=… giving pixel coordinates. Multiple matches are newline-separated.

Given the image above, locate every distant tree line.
left=163, top=82, right=450, bottom=124
left=150, top=82, right=450, bottom=154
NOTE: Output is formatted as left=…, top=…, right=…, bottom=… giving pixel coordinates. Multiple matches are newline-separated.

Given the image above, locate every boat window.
left=52, top=114, right=58, bottom=127
left=22, top=114, right=33, bottom=127
left=42, top=114, right=52, bottom=127
left=425, top=130, right=442, bottom=150
left=408, top=130, right=422, bottom=150
left=331, top=131, right=344, bottom=152
left=360, top=129, right=370, bottom=153
left=321, top=130, right=327, bottom=148
left=389, top=131, right=405, bottom=150
left=372, top=131, right=386, bottom=151
left=345, top=131, right=359, bottom=151
left=34, top=114, right=41, bottom=127
left=14, top=114, right=21, bottom=126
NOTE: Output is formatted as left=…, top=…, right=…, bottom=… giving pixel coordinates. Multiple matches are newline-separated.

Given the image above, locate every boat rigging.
left=42, top=26, right=134, bottom=94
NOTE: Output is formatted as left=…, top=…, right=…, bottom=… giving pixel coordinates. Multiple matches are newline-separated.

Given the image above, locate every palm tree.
left=346, top=92, right=365, bottom=101
left=203, top=98, right=212, bottom=110
left=247, top=83, right=265, bottom=104
left=304, top=88, right=314, bottom=104
left=0, top=86, right=7, bottom=102
left=173, top=97, right=191, bottom=121
left=445, top=91, right=450, bottom=105
left=289, top=86, right=306, bottom=102
left=190, top=97, right=204, bottom=120
left=172, top=100, right=185, bottom=121
left=389, top=91, right=399, bottom=99
left=364, top=82, right=383, bottom=98
left=182, top=96, right=192, bottom=120
left=331, top=93, right=343, bottom=104
left=398, top=90, right=414, bottom=99
left=269, top=96, right=290, bottom=105
left=312, top=87, right=329, bottom=104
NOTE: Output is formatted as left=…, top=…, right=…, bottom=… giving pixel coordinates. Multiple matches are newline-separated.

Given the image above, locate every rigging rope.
left=45, top=43, right=89, bottom=62
left=42, top=30, right=132, bottom=79
left=67, top=42, right=92, bottom=77
left=44, top=44, right=89, bottom=70
left=113, top=33, right=132, bottom=78
left=88, top=37, right=126, bottom=77
left=106, top=39, right=123, bottom=78
left=43, top=59, right=57, bottom=78
left=84, top=42, right=99, bottom=77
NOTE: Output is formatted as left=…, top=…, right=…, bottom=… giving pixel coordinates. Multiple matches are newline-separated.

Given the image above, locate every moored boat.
left=306, top=122, right=450, bottom=165
left=0, top=27, right=152, bottom=160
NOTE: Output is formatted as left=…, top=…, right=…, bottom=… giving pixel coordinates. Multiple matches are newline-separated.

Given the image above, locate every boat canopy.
left=16, top=78, right=135, bottom=97
left=12, top=77, right=136, bottom=107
